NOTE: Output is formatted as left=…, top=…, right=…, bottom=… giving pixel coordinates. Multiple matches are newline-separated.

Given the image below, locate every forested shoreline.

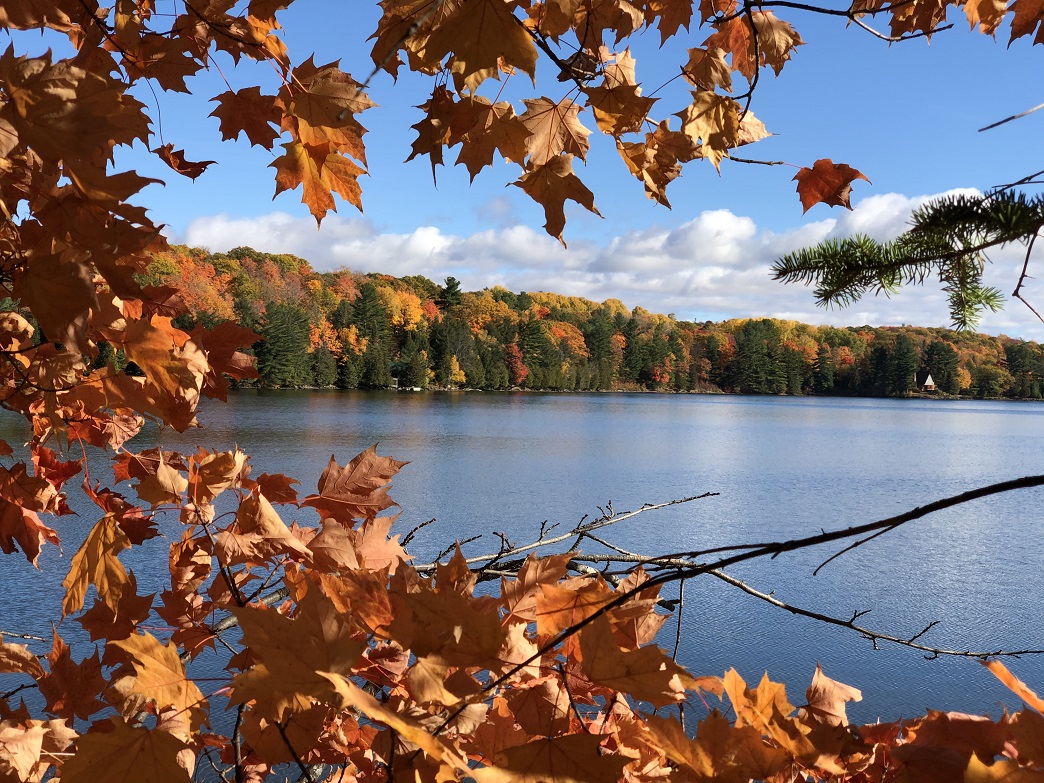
left=142, top=245, right=1044, bottom=400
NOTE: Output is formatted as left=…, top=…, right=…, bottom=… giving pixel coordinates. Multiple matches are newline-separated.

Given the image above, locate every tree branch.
left=708, top=569, right=1044, bottom=659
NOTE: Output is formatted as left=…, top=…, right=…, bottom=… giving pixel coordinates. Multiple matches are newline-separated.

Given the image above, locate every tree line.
left=142, top=245, right=1044, bottom=400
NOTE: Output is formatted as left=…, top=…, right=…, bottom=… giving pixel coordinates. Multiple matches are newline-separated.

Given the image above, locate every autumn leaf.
left=300, top=445, right=408, bottom=524
left=0, top=499, right=59, bottom=566
left=799, top=663, right=862, bottom=726
left=676, top=91, right=742, bottom=170
left=209, top=86, right=281, bottom=149
left=59, top=718, right=191, bottom=783
left=134, top=452, right=189, bottom=506
left=965, top=754, right=1044, bottom=782
left=270, top=140, right=335, bottom=223
left=793, top=158, right=870, bottom=213
left=964, top=0, right=1007, bottom=33
left=418, top=0, right=537, bottom=90
left=322, top=670, right=470, bottom=772
left=153, top=143, right=216, bottom=180
left=452, top=97, right=531, bottom=181
left=110, top=631, right=208, bottom=732
left=683, top=46, right=734, bottom=92
left=1008, top=0, right=1044, bottom=44
left=230, top=589, right=365, bottom=718
left=406, top=86, right=458, bottom=179
left=0, top=719, right=76, bottom=783
left=646, top=711, right=784, bottom=782
left=646, top=0, right=695, bottom=43
left=78, top=571, right=154, bottom=642
left=983, top=659, right=1044, bottom=712
left=186, top=448, right=249, bottom=505
left=501, top=552, right=572, bottom=623
left=535, top=575, right=614, bottom=638
left=751, top=11, right=805, bottom=75
left=38, top=632, right=106, bottom=720
left=61, top=514, right=131, bottom=617
left=520, top=97, right=591, bottom=166
left=512, top=155, right=602, bottom=246
left=579, top=615, right=695, bottom=707
left=387, top=578, right=507, bottom=667
left=0, top=634, right=46, bottom=679
left=472, top=733, right=630, bottom=783
left=216, top=489, right=311, bottom=565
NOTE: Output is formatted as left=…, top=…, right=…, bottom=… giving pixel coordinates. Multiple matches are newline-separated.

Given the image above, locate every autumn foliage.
left=1, top=1, right=1044, bottom=782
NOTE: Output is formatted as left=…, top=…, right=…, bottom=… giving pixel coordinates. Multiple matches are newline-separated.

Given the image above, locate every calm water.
left=4, top=390, right=1044, bottom=723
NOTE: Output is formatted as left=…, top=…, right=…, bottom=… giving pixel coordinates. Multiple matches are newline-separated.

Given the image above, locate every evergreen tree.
left=337, top=353, right=363, bottom=389
left=256, top=301, right=312, bottom=387
left=438, top=276, right=462, bottom=308
left=734, top=320, right=784, bottom=394
left=311, top=346, right=338, bottom=387
left=812, top=343, right=835, bottom=393
left=889, top=334, right=919, bottom=395
left=360, top=340, right=392, bottom=388
left=923, top=340, right=960, bottom=394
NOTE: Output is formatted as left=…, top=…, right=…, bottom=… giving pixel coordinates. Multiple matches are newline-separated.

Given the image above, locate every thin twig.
left=276, top=720, right=316, bottom=783
left=708, top=569, right=1044, bottom=659
left=1013, top=231, right=1044, bottom=324
left=980, top=101, right=1044, bottom=132
left=411, top=493, right=718, bottom=571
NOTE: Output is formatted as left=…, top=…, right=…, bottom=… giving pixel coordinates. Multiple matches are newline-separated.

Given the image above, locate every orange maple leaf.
left=520, top=97, right=591, bottom=166
left=300, top=445, right=408, bottom=525
left=209, top=87, right=281, bottom=149
left=61, top=514, right=131, bottom=617
left=799, top=663, right=862, bottom=727
left=58, top=718, right=191, bottom=783
left=512, top=155, right=602, bottom=246
left=793, top=158, right=870, bottom=213
left=579, top=615, right=695, bottom=707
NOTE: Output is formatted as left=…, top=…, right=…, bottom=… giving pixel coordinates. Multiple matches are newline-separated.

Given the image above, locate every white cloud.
left=182, top=189, right=1044, bottom=341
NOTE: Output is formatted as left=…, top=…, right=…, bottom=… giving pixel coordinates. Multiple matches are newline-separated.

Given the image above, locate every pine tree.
left=256, top=301, right=312, bottom=387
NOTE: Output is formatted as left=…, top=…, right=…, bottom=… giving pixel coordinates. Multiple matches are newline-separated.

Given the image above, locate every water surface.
left=4, top=390, right=1044, bottom=723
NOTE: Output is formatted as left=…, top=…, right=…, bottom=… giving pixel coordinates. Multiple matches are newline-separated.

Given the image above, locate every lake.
left=4, top=390, right=1044, bottom=724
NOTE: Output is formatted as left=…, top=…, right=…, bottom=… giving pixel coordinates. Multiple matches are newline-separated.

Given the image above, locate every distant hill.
left=142, top=245, right=1043, bottom=399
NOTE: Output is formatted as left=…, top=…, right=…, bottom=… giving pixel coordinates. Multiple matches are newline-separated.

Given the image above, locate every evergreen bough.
left=772, top=190, right=1044, bottom=330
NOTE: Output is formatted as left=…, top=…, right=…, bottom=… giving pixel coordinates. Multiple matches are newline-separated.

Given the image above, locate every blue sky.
left=92, top=2, right=1044, bottom=338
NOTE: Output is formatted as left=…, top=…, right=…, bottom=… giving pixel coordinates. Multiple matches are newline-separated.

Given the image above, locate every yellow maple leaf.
left=59, top=718, right=191, bottom=783
left=110, top=631, right=208, bottom=733
left=61, top=514, right=131, bottom=617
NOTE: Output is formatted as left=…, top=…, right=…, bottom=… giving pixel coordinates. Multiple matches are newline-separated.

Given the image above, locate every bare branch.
left=1013, top=230, right=1044, bottom=324
left=709, top=569, right=1044, bottom=658
left=980, top=101, right=1044, bottom=132
left=411, top=492, right=719, bottom=572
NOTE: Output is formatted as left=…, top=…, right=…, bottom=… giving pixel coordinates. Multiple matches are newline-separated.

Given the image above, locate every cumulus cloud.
left=182, top=188, right=1044, bottom=341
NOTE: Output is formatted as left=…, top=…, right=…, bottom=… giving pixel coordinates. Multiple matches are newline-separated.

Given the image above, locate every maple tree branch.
left=1013, top=230, right=1044, bottom=324
left=848, top=15, right=953, bottom=41
left=1, top=682, right=38, bottom=700
left=729, top=156, right=795, bottom=167
left=708, top=569, right=1044, bottom=658
left=233, top=703, right=245, bottom=783
left=433, top=472, right=1044, bottom=737
left=672, top=578, right=686, bottom=661
left=979, top=101, right=1044, bottom=132
left=276, top=719, right=316, bottom=783
left=712, top=0, right=951, bottom=41
left=410, top=492, right=719, bottom=571
left=0, top=630, right=47, bottom=642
